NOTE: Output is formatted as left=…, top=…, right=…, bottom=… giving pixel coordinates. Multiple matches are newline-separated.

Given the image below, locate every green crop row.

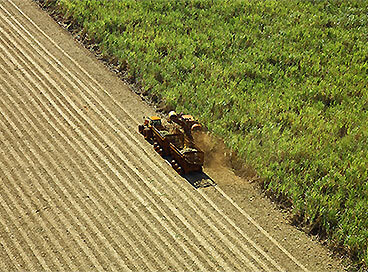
left=45, top=0, right=368, bottom=267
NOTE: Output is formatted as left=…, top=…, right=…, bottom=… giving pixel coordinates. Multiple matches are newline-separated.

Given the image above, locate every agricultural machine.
left=168, top=111, right=202, bottom=140
left=138, top=112, right=204, bottom=175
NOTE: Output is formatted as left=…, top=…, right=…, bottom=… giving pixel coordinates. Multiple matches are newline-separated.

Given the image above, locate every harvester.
left=168, top=111, right=202, bottom=140
left=138, top=114, right=204, bottom=175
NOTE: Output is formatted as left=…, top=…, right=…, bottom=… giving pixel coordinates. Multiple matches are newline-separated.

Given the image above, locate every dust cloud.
left=193, top=131, right=230, bottom=169
left=193, top=131, right=259, bottom=182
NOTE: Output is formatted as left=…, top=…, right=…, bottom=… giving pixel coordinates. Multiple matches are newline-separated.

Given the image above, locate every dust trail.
left=193, top=131, right=259, bottom=182
left=193, top=131, right=230, bottom=169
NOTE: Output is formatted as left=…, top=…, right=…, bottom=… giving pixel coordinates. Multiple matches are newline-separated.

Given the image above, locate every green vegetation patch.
left=48, top=0, right=368, bottom=266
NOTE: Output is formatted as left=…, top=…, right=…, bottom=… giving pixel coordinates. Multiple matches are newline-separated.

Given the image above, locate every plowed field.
left=0, top=0, right=345, bottom=271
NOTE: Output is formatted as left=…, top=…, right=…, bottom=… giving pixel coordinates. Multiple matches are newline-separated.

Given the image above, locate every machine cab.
left=148, top=116, right=162, bottom=128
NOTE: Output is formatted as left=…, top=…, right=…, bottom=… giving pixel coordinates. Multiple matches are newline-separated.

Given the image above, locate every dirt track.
left=0, top=0, right=346, bottom=271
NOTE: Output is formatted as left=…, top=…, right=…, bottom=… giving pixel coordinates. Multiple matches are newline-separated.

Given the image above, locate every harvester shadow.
left=183, top=171, right=216, bottom=189
left=161, top=154, right=216, bottom=189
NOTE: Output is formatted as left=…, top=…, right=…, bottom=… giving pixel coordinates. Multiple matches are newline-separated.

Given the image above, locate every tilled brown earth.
left=0, top=0, right=346, bottom=271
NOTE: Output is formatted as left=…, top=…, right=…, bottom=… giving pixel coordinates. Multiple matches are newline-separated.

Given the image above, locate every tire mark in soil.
left=0, top=90, right=110, bottom=271
left=0, top=56, right=179, bottom=272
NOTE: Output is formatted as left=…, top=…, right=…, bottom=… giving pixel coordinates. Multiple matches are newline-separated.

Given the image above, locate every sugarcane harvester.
left=167, top=111, right=202, bottom=139
left=138, top=112, right=204, bottom=175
